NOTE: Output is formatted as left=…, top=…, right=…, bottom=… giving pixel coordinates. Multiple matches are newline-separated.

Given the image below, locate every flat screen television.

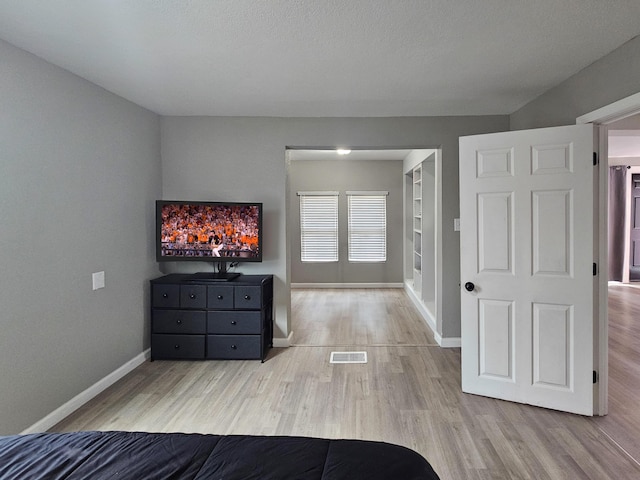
left=156, top=200, right=262, bottom=279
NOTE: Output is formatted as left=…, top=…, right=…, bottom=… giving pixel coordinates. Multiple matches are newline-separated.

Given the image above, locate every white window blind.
left=348, top=192, right=387, bottom=262
left=299, top=192, right=339, bottom=262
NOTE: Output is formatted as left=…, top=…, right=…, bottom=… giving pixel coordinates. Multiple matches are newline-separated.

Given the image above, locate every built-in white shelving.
left=412, top=164, right=422, bottom=295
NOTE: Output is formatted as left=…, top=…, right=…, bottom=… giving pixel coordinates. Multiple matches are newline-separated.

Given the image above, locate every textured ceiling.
left=1, top=0, right=639, bottom=117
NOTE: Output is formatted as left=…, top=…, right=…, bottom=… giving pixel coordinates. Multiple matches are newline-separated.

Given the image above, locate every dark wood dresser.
left=150, top=273, right=273, bottom=362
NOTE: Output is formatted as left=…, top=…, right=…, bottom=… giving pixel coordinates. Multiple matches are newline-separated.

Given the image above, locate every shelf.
left=412, top=164, right=423, bottom=300
left=413, top=167, right=422, bottom=183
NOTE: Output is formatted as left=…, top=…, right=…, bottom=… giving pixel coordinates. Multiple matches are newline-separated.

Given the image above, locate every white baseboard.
left=291, top=283, right=403, bottom=289
left=404, top=282, right=460, bottom=348
left=273, top=331, right=294, bottom=348
left=435, top=334, right=462, bottom=348
left=21, top=349, right=150, bottom=434
left=404, top=283, right=437, bottom=332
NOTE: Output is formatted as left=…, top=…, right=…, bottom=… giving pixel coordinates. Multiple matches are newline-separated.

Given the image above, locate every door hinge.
left=593, top=152, right=598, bottom=166
left=593, top=263, right=597, bottom=276
left=593, top=370, right=598, bottom=384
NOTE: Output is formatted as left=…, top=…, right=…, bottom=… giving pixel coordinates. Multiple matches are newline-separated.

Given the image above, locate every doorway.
left=576, top=92, right=640, bottom=416
left=607, top=118, right=640, bottom=283
left=285, top=147, right=442, bottom=346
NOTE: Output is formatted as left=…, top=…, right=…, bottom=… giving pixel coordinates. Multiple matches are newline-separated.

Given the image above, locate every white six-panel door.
left=459, top=124, right=595, bottom=415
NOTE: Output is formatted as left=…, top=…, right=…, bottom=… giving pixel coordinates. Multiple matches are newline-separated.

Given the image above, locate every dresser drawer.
left=152, top=284, right=180, bottom=308
left=180, top=285, right=207, bottom=308
left=152, top=334, right=205, bottom=359
left=153, top=310, right=206, bottom=334
left=207, top=311, right=261, bottom=334
left=207, top=285, right=234, bottom=309
left=207, top=335, right=261, bottom=359
left=234, top=286, right=262, bottom=309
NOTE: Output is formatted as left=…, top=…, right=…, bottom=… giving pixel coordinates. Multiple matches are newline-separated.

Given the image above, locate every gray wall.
left=0, top=40, right=161, bottom=434
left=289, top=159, right=403, bottom=284
left=160, top=116, right=510, bottom=341
left=421, top=157, right=437, bottom=308
left=0, top=38, right=519, bottom=434
left=511, top=35, right=640, bottom=130
left=610, top=113, right=640, bottom=130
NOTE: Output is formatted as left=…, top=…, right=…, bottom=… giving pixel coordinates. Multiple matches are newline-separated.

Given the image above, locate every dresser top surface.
left=151, top=273, right=272, bottom=286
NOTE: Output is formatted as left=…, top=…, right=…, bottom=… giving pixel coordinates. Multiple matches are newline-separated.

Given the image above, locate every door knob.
left=464, top=282, right=475, bottom=292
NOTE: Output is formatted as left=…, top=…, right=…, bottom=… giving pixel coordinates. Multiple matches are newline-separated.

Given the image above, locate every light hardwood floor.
left=53, top=287, right=640, bottom=479
left=594, top=283, right=640, bottom=465
left=291, top=288, right=438, bottom=346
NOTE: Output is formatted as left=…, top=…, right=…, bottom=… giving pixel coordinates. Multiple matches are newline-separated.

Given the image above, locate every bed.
left=0, top=430, right=440, bottom=479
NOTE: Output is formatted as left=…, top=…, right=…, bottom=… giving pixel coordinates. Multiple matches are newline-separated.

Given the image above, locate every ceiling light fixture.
left=336, top=149, right=351, bottom=155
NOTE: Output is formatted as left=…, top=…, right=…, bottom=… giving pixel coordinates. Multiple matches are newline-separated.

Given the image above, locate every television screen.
left=156, top=200, right=262, bottom=262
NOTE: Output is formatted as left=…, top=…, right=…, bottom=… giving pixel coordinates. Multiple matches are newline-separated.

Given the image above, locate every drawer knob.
left=230, top=320, right=237, bottom=325
left=174, top=344, right=180, bottom=350
left=244, top=295, right=251, bottom=300
left=162, top=293, right=168, bottom=298
left=189, top=293, right=196, bottom=299
left=217, top=295, right=223, bottom=300
left=176, top=319, right=182, bottom=325
left=231, top=344, right=237, bottom=350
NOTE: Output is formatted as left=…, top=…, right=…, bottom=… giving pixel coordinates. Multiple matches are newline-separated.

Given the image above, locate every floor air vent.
left=330, top=351, right=367, bottom=364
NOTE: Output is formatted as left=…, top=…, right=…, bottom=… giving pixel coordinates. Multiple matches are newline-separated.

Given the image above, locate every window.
left=299, top=192, right=339, bottom=262
left=347, top=192, right=387, bottom=262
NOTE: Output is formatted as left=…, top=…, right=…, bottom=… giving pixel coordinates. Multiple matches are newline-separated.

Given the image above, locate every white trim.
left=291, top=282, right=403, bottom=289
left=405, top=282, right=436, bottom=330
left=597, top=125, right=610, bottom=417
left=405, top=283, right=459, bottom=348
left=273, top=331, right=294, bottom=348
left=21, top=349, right=150, bottom=434
left=403, top=149, right=437, bottom=173
left=577, top=92, right=640, bottom=125
left=296, top=191, right=339, bottom=196
left=577, top=91, right=640, bottom=416
left=436, top=335, right=462, bottom=348
left=345, top=191, right=389, bottom=196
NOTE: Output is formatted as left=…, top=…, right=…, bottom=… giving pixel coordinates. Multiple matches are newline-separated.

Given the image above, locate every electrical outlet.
left=454, top=218, right=460, bottom=231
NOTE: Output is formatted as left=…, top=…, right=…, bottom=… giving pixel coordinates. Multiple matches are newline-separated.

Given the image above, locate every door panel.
left=460, top=124, right=595, bottom=415
left=478, top=192, right=513, bottom=273
left=532, top=302, right=571, bottom=389
left=478, top=299, right=514, bottom=380
left=532, top=189, right=571, bottom=276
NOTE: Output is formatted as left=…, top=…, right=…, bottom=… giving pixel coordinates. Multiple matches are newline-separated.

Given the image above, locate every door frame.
left=577, top=91, right=640, bottom=415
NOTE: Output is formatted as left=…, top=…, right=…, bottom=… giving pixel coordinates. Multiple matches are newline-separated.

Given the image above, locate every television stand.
left=188, top=272, right=240, bottom=282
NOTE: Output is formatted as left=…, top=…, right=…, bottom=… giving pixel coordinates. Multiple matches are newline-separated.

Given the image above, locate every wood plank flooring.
left=291, top=288, right=437, bottom=346
left=594, top=283, right=640, bottom=465
left=52, top=287, right=640, bottom=479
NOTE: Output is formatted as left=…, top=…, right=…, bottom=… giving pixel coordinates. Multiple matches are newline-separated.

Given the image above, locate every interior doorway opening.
left=577, top=92, right=640, bottom=417
left=607, top=117, right=640, bottom=284
left=285, top=147, right=442, bottom=347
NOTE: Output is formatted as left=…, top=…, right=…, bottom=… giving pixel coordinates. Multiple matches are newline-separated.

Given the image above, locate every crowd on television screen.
left=160, top=204, right=260, bottom=257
